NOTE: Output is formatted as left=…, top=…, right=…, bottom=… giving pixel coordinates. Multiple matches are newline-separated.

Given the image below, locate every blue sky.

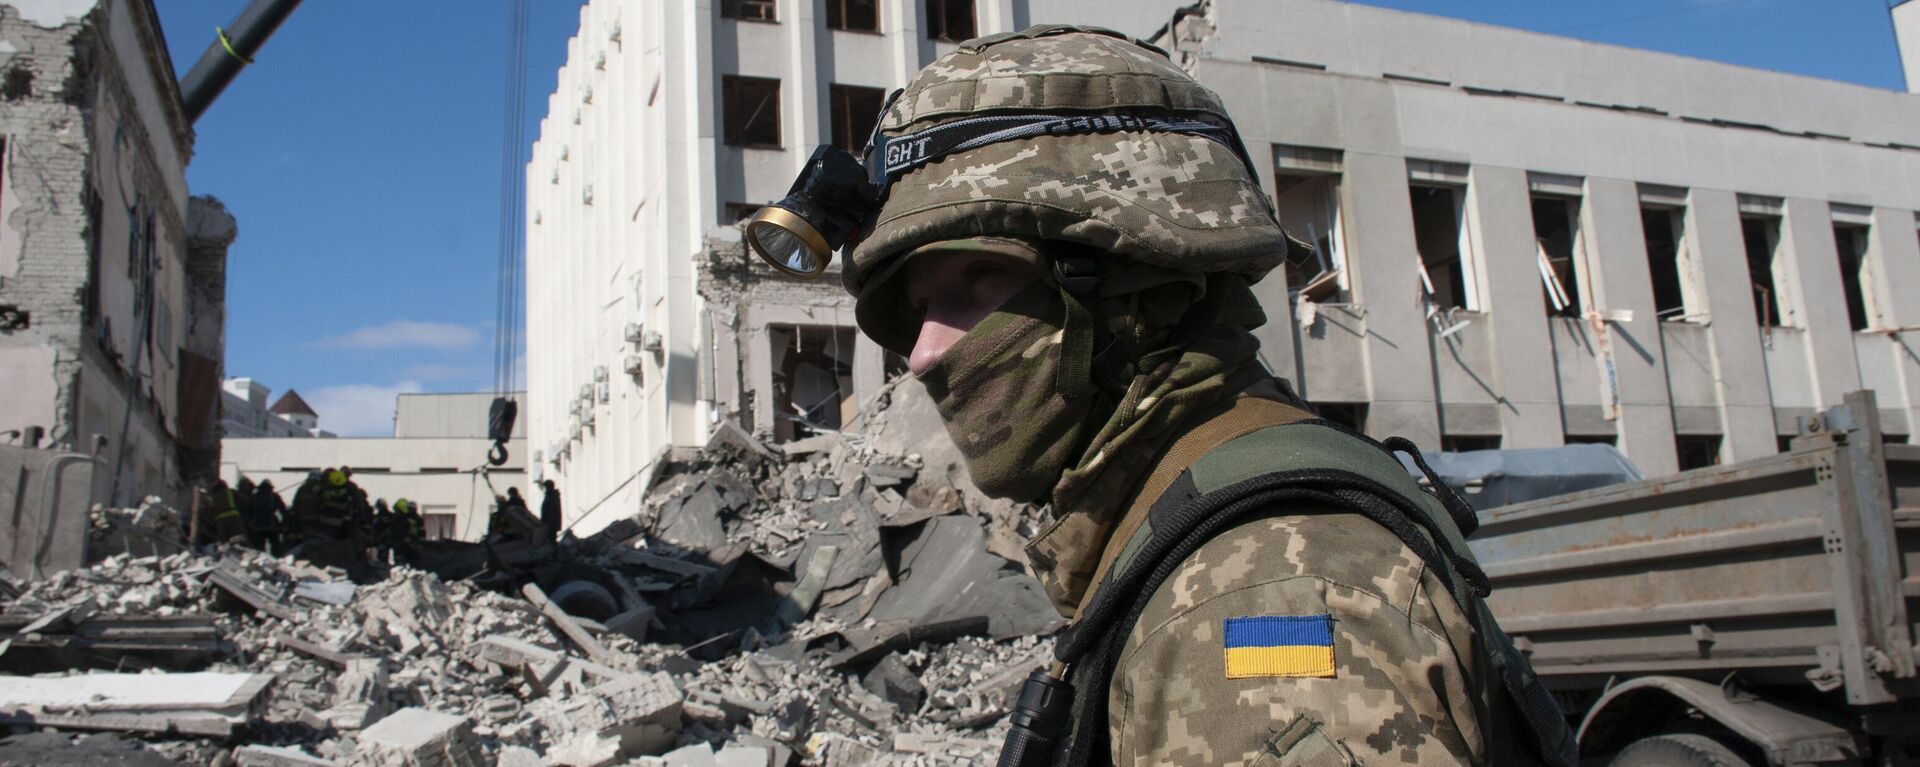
left=155, top=0, right=1909, bottom=436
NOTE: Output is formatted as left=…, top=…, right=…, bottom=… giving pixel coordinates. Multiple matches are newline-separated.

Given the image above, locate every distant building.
left=220, top=378, right=330, bottom=439
left=0, top=0, right=237, bottom=512
left=221, top=392, right=528, bottom=542
left=527, top=0, right=1920, bottom=534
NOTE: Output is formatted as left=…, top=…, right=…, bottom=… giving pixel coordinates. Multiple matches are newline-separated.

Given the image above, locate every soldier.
left=742, top=27, right=1572, bottom=766
left=195, top=479, right=246, bottom=545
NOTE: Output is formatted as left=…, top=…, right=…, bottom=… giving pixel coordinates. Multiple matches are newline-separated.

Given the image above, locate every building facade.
left=221, top=392, right=528, bottom=542
left=0, top=0, right=235, bottom=512
left=526, top=0, right=1920, bottom=533
left=221, top=378, right=330, bottom=438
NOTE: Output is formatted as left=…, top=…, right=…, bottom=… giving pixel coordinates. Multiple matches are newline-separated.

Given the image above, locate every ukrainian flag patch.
left=1223, top=614, right=1336, bottom=679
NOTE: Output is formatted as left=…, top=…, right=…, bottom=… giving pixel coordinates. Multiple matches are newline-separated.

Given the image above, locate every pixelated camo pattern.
left=846, top=26, right=1290, bottom=299
left=1112, top=513, right=1486, bottom=765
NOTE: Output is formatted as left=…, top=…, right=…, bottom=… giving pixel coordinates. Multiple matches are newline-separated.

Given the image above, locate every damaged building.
left=525, top=0, right=1920, bottom=534
left=0, top=0, right=238, bottom=574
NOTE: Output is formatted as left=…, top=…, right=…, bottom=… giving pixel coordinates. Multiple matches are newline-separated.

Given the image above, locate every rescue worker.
left=539, top=480, right=562, bottom=543
left=390, top=498, right=424, bottom=567
left=245, top=479, right=288, bottom=554
left=196, top=479, right=246, bottom=545
left=308, top=468, right=358, bottom=541
left=744, top=27, right=1572, bottom=766
left=370, top=499, right=394, bottom=565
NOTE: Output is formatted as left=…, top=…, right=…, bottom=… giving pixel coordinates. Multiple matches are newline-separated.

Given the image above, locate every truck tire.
left=1610, top=734, right=1751, bottom=767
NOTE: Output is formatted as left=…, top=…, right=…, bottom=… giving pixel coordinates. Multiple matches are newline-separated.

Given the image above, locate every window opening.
left=84, top=184, right=105, bottom=325
left=1273, top=172, right=1344, bottom=302
left=1409, top=184, right=1471, bottom=312
left=1566, top=434, right=1617, bottom=446
left=827, top=0, right=879, bottom=31
left=1831, top=223, right=1872, bottom=331
left=768, top=325, right=857, bottom=443
left=1640, top=206, right=1690, bottom=320
left=1740, top=216, right=1784, bottom=327
left=925, top=0, right=976, bottom=42
left=1676, top=434, right=1723, bottom=471
left=423, top=512, right=458, bottom=541
left=1440, top=434, right=1501, bottom=452
left=1314, top=403, right=1367, bottom=434
left=722, top=76, right=781, bottom=147
left=721, top=0, right=777, bottom=22
left=1532, top=195, right=1584, bottom=317
left=829, top=84, right=887, bottom=153
left=724, top=202, right=761, bottom=223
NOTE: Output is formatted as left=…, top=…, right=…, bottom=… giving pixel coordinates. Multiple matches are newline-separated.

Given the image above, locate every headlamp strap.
left=875, top=113, right=1251, bottom=179
left=1054, top=256, right=1099, bottom=400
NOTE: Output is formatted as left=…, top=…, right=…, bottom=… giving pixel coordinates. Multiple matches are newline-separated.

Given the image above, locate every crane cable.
left=488, top=0, right=531, bottom=467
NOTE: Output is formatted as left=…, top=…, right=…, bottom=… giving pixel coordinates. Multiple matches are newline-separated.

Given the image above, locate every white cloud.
left=313, top=321, right=481, bottom=352
left=307, top=380, right=423, bottom=437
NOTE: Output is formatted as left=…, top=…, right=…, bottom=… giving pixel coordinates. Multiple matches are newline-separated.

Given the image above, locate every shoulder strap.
left=1069, top=396, right=1313, bottom=621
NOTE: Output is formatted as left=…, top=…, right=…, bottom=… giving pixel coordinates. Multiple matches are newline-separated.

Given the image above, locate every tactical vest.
left=1042, top=397, right=1578, bottom=767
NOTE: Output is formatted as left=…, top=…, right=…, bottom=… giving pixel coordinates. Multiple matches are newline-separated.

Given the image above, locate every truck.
left=1469, top=391, right=1917, bottom=765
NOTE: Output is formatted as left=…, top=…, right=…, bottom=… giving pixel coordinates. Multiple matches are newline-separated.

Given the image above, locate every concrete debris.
left=0, top=375, right=1070, bottom=765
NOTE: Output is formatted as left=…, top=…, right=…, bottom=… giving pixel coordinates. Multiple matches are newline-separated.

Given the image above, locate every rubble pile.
left=0, top=379, right=1068, bottom=766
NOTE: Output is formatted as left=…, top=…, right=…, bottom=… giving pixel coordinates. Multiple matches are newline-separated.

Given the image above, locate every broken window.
left=1639, top=186, right=1702, bottom=322
left=1441, top=434, right=1501, bottom=452
left=827, top=0, right=879, bottom=31
left=1739, top=215, right=1785, bottom=327
left=721, top=0, right=777, bottom=22
left=722, top=76, right=781, bottom=148
left=1531, top=194, right=1584, bottom=317
left=1270, top=145, right=1345, bottom=302
left=769, top=325, right=857, bottom=443
left=1831, top=221, right=1873, bottom=331
left=1676, top=434, right=1723, bottom=471
left=829, top=84, right=887, bottom=153
left=925, top=0, right=976, bottom=42
left=1408, top=184, right=1472, bottom=311
left=1567, top=433, right=1617, bottom=447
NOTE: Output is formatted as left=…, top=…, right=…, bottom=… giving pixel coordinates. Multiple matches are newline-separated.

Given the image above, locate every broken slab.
left=528, top=671, right=683, bottom=760
left=354, top=708, right=484, bottom=767
left=206, top=568, right=295, bottom=621
left=235, top=744, right=339, bottom=767
left=522, top=582, right=610, bottom=662
left=867, top=513, right=1063, bottom=639
left=861, top=653, right=926, bottom=713
left=293, top=579, right=355, bottom=606
left=775, top=544, right=837, bottom=625
left=0, top=670, right=271, bottom=716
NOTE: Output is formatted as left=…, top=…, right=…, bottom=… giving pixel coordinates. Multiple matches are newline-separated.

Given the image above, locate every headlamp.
left=745, top=94, right=1265, bottom=280
left=745, top=145, right=882, bottom=279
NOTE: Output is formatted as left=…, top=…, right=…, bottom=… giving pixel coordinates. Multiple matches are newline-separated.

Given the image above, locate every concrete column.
left=979, top=0, right=1018, bottom=34
left=1462, top=166, right=1561, bottom=448
left=1580, top=178, right=1678, bottom=475
left=1777, top=198, right=1863, bottom=406
left=1243, top=142, right=1300, bottom=383
left=788, top=0, right=824, bottom=175
left=1684, top=189, right=1777, bottom=461
left=884, top=0, right=931, bottom=84
left=1340, top=153, right=1439, bottom=447
left=1867, top=207, right=1920, bottom=438
left=745, top=314, right=775, bottom=435
left=667, top=0, right=721, bottom=446
left=853, top=334, right=887, bottom=411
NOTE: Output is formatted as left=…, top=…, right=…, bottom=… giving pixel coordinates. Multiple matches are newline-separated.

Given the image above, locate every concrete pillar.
left=788, top=0, right=825, bottom=175
left=1777, top=198, right=1863, bottom=406
left=979, top=0, right=1019, bottom=34
left=1340, top=153, right=1439, bottom=447
left=1896, top=0, right=1920, bottom=94
left=885, top=0, right=933, bottom=84
left=1683, top=189, right=1777, bottom=461
left=1866, top=207, right=1920, bottom=438
left=1243, top=142, right=1300, bottom=383
left=1462, top=166, right=1561, bottom=448
left=1580, top=178, right=1677, bottom=475
left=853, top=334, right=887, bottom=411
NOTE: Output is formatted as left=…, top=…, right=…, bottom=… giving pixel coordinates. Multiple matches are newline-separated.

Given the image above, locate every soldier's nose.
left=909, top=311, right=971, bottom=376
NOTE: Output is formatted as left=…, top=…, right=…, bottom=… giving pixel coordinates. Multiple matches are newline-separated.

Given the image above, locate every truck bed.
left=1469, top=425, right=1920, bottom=704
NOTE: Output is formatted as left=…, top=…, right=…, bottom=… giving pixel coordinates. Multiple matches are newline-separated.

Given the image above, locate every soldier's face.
left=902, top=249, right=1040, bottom=376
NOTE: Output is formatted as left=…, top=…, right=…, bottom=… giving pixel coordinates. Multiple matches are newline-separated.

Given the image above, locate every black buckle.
left=1053, top=256, right=1099, bottom=300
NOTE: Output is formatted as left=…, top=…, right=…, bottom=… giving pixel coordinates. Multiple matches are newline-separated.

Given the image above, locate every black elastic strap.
left=873, top=112, right=1255, bottom=179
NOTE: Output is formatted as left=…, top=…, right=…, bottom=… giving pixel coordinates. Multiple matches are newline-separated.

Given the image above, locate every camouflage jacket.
left=1108, top=511, right=1483, bottom=765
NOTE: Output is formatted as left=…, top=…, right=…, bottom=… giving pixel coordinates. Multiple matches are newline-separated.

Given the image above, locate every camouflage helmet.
left=845, top=25, right=1291, bottom=316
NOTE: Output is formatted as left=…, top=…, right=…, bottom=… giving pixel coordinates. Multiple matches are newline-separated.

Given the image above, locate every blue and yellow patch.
left=1223, top=615, right=1336, bottom=679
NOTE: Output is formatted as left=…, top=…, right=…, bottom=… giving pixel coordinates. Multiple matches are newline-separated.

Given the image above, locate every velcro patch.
left=1223, top=614, right=1335, bottom=679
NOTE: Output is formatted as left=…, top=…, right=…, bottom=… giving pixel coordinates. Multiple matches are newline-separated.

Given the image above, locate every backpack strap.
left=1069, top=396, right=1314, bottom=621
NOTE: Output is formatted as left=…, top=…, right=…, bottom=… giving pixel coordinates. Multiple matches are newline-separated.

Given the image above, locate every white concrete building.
left=221, top=392, right=527, bottom=542
left=527, top=0, right=1920, bottom=532
left=220, top=378, right=329, bottom=438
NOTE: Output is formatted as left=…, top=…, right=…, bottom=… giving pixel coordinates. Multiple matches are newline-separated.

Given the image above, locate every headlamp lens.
left=746, top=205, right=832, bottom=278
